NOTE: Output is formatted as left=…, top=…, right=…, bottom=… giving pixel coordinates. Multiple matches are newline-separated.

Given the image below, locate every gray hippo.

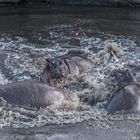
left=107, top=69, right=140, bottom=114
left=40, top=55, right=95, bottom=86
left=0, top=81, right=70, bottom=108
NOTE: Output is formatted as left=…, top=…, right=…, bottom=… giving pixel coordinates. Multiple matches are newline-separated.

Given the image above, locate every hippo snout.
left=50, top=68, right=63, bottom=78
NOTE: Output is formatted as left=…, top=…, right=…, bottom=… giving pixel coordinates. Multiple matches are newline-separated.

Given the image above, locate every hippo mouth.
left=51, top=74, right=65, bottom=79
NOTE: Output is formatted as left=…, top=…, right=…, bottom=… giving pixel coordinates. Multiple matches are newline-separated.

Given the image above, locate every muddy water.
left=0, top=5, right=140, bottom=139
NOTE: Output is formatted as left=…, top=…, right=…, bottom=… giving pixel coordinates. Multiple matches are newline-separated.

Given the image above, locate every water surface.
left=0, top=5, right=140, bottom=139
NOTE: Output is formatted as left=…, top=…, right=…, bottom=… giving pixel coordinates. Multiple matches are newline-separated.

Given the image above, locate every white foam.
left=0, top=28, right=139, bottom=128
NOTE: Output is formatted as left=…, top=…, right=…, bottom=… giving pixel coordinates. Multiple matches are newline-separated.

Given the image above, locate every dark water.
left=0, top=5, right=140, bottom=139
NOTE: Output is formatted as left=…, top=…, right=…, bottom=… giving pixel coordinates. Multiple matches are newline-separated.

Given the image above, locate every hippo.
left=107, top=69, right=140, bottom=114
left=0, top=81, right=69, bottom=108
left=40, top=55, right=95, bottom=86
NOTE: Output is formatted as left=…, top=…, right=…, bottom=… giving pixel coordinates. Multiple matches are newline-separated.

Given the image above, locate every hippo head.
left=111, top=69, right=137, bottom=87
left=44, top=58, right=69, bottom=79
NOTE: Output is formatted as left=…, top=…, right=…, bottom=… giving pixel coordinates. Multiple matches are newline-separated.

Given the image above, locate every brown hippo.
left=107, top=69, right=140, bottom=114
left=0, top=81, right=69, bottom=108
left=40, top=55, right=95, bottom=86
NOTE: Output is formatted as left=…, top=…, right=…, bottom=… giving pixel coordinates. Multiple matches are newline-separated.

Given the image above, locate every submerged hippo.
left=0, top=81, right=69, bottom=108
left=40, top=55, right=95, bottom=86
left=107, top=69, right=140, bottom=114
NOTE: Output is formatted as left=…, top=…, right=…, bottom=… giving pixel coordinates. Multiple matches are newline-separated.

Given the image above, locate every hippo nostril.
left=50, top=68, right=62, bottom=78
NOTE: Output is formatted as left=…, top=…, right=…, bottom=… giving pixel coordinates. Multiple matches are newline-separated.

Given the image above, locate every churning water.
left=0, top=7, right=140, bottom=129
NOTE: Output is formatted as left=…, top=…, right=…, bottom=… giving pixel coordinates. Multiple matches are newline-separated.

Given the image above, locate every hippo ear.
left=46, top=58, right=51, bottom=63
left=45, top=58, right=51, bottom=67
left=125, top=69, right=136, bottom=81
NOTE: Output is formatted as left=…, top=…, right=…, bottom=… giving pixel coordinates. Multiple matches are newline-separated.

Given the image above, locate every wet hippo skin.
left=40, top=55, right=95, bottom=85
left=0, top=81, right=68, bottom=108
left=107, top=69, right=140, bottom=114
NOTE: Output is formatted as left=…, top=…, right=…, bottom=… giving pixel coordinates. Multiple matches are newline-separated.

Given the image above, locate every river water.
left=0, top=5, right=140, bottom=139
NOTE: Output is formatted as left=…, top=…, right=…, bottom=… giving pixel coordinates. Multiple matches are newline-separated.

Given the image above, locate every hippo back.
left=65, top=56, right=94, bottom=74
left=0, top=81, right=66, bottom=108
left=107, top=83, right=140, bottom=114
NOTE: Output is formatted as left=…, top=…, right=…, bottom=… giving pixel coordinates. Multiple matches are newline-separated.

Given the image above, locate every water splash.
left=0, top=24, right=139, bottom=128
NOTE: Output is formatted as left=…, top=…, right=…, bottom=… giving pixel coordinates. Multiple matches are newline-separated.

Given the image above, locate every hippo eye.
left=59, top=61, right=63, bottom=66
